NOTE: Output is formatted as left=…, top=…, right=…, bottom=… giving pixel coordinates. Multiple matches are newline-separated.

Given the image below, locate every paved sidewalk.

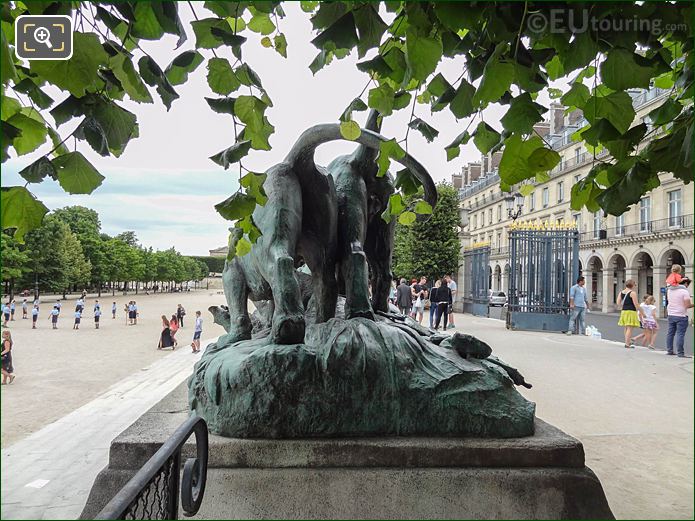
left=0, top=337, right=217, bottom=520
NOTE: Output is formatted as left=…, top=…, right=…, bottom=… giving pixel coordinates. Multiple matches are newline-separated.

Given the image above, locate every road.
left=486, top=306, right=694, bottom=356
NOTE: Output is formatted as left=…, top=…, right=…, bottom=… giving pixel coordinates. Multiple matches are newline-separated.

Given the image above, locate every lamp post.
left=504, top=192, right=524, bottom=222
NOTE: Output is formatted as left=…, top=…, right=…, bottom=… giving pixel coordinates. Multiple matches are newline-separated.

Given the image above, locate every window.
left=642, top=115, right=653, bottom=132
left=668, top=189, right=681, bottom=226
left=573, top=213, right=582, bottom=232
left=497, top=205, right=502, bottom=222
left=593, top=212, right=601, bottom=239
left=615, top=214, right=624, bottom=236
left=575, top=148, right=581, bottom=163
left=574, top=174, right=581, bottom=184
left=481, top=211, right=485, bottom=226
left=529, top=192, right=535, bottom=211
left=542, top=187, right=549, bottom=208
left=488, top=208, right=493, bottom=224
left=473, top=213, right=477, bottom=229
left=639, top=197, right=651, bottom=232
left=557, top=181, right=564, bottom=202
left=497, top=232, right=502, bottom=249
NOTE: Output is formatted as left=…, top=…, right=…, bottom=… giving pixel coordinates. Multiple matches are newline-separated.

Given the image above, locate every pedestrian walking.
left=176, top=304, right=186, bottom=328
left=10, top=300, right=16, bottom=321
left=170, top=315, right=179, bottom=347
left=73, top=309, right=82, bottom=330
left=133, top=302, right=138, bottom=325
left=411, top=277, right=428, bottom=324
left=94, top=307, right=101, bottom=329
left=1, top=330, right=15, bottom=385
left=396, top=278, right=412, bottom=316
left=446, top=275, right=457, bottom=329
left=22, top=299, right=28, bottom=319
left=433, top=278, right=452, bottom=331
left=2, top=303, right=10, bottom=327
left=49, top=306, right=59, bottom=329
left=666, top=278, right=693, bottom=358
left=192, top=311, right=203, bottom=353
left=31, top=305, right=38, bottom=329
left=429, top=279, right=441, bottom=328
left=158, top=315, right=175, bottom=350
left=633, top=295, right=658, bottom=349
left=112, top=302, right=117, bottom=319
left=617, top=280, right=640, bottom=349
left=566, top=276, right=590, bottom=335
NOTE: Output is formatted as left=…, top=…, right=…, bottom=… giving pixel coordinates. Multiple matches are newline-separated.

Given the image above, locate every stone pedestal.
left=81, top=384, right=613, bottom=520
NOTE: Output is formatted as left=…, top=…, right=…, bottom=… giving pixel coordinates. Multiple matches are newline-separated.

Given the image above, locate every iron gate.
left=507, top=224, right=579, bottom=331
left=463, top=243, right=490, bottom=317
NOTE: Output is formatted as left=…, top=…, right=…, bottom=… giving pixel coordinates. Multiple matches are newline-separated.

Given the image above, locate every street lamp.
left=504, top=192, right=524, bottom=221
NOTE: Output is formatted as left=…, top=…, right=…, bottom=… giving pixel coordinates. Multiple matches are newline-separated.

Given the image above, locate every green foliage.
left=3, top=1, right=693, bottom=241
left=392, top=184, right=461, bottom=283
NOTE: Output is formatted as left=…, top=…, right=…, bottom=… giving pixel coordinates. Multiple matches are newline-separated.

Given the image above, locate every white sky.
left=3, top=3, right=546, bottom=255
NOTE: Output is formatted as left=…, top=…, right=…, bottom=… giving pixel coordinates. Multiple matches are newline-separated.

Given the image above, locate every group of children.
left=3, top=299, right=42, bottom=329
left=1, top=297, right=135, bottom=330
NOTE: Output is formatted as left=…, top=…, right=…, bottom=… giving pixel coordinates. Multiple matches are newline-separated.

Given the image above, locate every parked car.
left=489, top=291, right=507, bottom=307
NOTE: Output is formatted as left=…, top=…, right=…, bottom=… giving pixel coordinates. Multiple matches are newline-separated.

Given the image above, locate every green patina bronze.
left=189, top=112, right=536, bottom=438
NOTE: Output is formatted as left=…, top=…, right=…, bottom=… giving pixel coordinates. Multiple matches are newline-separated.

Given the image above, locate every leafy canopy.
left=2, top=1, right=692, bottom=250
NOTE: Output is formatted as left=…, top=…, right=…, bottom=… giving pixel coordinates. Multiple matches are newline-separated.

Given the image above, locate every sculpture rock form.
left=190, top=114, right=536, bottom=438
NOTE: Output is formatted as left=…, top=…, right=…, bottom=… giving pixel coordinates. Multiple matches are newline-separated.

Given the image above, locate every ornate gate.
left=507, top=223, right=579, bottom=331
left=463, top=243, right=490, bottom=317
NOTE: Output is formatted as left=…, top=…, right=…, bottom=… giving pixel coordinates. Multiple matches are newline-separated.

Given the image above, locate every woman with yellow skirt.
left=617, top=280, right=642, bottom=349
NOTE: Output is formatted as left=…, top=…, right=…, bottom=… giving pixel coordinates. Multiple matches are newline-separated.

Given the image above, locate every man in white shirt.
left=446, top=275, right=457, bottom=329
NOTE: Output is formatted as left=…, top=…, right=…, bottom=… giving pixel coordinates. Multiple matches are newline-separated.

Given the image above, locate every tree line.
left=1, top=205, right=211, bottom=299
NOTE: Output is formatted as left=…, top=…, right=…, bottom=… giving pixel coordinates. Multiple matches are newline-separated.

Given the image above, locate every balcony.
left=580, top=214, right=694, bottom=243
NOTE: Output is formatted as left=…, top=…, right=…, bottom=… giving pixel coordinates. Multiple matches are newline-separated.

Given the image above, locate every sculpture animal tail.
left=285, top=124, right=438, bottom=212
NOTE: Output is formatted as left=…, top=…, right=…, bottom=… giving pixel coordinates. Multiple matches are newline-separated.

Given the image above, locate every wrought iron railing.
left=96, top=416, right=208, bottom=520
left=580, top=214, right=694, bottom=243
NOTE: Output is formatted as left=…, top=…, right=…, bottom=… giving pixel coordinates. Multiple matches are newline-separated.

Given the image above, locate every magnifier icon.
left=33, top=26, right=52, bottom=48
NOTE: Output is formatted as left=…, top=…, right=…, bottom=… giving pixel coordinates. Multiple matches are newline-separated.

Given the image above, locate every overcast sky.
left=3, top=3, right=538, bottom=255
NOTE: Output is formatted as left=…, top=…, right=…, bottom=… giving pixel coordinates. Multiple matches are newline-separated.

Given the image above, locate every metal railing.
left=580, top=214, right=694, bottom=242
left=96, top=416, right=208, bottom=520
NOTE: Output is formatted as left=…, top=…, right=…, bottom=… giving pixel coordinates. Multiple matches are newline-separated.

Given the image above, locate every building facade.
left=454, top=87, right=693, bottom=315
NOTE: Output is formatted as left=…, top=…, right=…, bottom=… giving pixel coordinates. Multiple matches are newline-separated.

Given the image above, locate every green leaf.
left=560, top=83, right=590, bottom=110
left=274, top=33, right=288, bottom=58
left=449, top=80, right=476, bottom=119
left=413, top=200, right=433, bottom=215
left=473, top=59, right=514, bottom=106
left=405, top=27, right=442, bottom=81
left=601, top=48, right=657, bottom=91
left=300, top=1, right=319, bottom=13
left=356, top=55, right=393, bottom=77
left=500, top=93, right=545, bottom=135
left=394, top=168, right=420, bottom=196
left=498, top=134, right=545, bottom=185
left=583, top=91, right=635, bottom=134
left=12, top=78, right=54, bottom=110
left=527, top=147, right=561, bottom=172
left=131, top=2, right=165, bottom=39
left=368, top=83, right=395, bottom=116
left=6, top=112, right=47, bottom=156
left=235, top=63, right=263, bottom=89
left=473, top=122, right=500, bottom=155
left=207, top=57, right=240, bottom=95
left=648, top=99, right=682, bottom=126
left=138, top=56, right=179, bottom=110
left=0, top=186, right=49, bottom=241
left=408, top=118, right=439, bottom=142
left=261, top=36, right=272, bottom=48
left=1, top=96, right=21, bottom=120
left=388, top=193, right=405, bottom=214
left=340, top=120, right=361, bottom=140
left=1, top=29, right=17, bottom=85
left=393, top=91, right=411, bottom=110
left=215, top=192, right=257, bottom=221
left=235, top=95, right=273, bottom=150
left=340, top=98, right=368, bottom=122
left=210, top=26, right=248, bottom=47
left=164, top=50, right=204, bottom=86
left=210, top=140, right=252, bottom=169
left=596, top=159, right=657, bottom=215
left=205, top=96, right=237, bottom=115
left=311, top=12, right=359, bottom=51
left=235, top=236, right=252, bottom=256
left=545, top=55, right=564, bottom=81
left=30, top=32, right=109, bottom=97
left=353, top=4, right=387, bottom=58
left=427, top=73, right=452, bottom=97
left=111, top=54, right=153, bottom=103
left=579, top=119, right=620, bottom=147
left=19, top=156, right=56, bottom=183
left=91, top=99, right=138, bottom=157
left=77, top=116, right=109, bottom=156
left=547, top=88, right=563, bottom=99
left=446, top=146, right=460, bottom=161
left=47, top=127, right=68, bottom=157
left=604, top=123, right=647, bottom=160
left=192, top=18, right=233, bottom=49
left=376, top=138, right=405, bottom=177
left=398, top=211, right=417, bottom=225
left=445, top=130, right=471, bottom=161
left=52, top=152, right=105, bottom=194
left=653, top=71, right=675, bottom=90
left=248, top=11, right=275, bottom=35
left=240, top=172, right=268, bottom=205
left=519, top=184, right=535, bottom=196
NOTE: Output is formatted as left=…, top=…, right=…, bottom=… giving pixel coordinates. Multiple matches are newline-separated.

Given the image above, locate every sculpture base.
left=81, top=384, right=614, bottom=519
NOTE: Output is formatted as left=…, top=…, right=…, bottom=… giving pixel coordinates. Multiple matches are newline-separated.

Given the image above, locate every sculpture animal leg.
left=365, top=212, right=395, bottom=313
left=221, top=259, right=252, bottom=343
left=269, top=254, right=305, bottom=343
